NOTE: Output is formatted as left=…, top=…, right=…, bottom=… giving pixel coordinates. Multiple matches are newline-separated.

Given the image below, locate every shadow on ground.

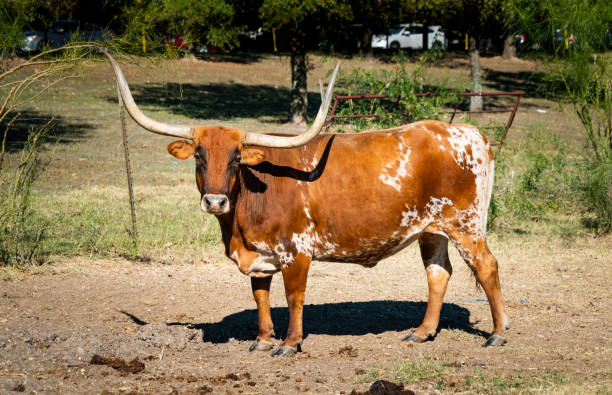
left=0, top=110, right=94, bottom=152
left=484, top=69, right=551, bottom=100
left=195, top=52, right=267, bottom=64
left=106, top=83, right=323, bottom=122
left=124, top=300, right=488, bottom=344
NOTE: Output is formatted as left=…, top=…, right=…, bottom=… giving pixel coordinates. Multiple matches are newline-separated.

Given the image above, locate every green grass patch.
left=357, top=366, right=381, bottom=384
left=487, top=123, right=609, bottom=237
left=357, top=356, right=574, bottom=394
left=459, top=371, right=569, bottom=394
left=394, top=357, right=446, bottom=389
left=32, top=184, right=221, bottom=261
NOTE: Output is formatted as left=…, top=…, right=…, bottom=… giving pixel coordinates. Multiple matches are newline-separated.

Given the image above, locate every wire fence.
left=21, top=94, right=522, bottom=204
left=325, top=91, right=523, bottom=156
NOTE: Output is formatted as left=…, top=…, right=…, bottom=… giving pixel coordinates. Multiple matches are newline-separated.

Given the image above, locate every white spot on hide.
left=274, top=244, right=293, bottom=268
left=379, top=139, right=412, bottom=192
left=247, top=252, right=281, bottom=276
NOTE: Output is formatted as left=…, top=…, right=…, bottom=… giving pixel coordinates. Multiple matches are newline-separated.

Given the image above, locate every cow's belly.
left=313, top=226, right=424, bottom=266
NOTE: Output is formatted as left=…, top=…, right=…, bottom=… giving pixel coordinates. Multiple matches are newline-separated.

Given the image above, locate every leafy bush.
left=515, top=0, right=612, bottom=232
left=0, top=0, right=34, bottom=62
left=0, top=120, right=50, bottom=265
left=581, top=159, right=612, bottom=233
left=488, top=129, right=580, bottom=230
left=488, top=127, right=611, bottom=235
left=0, top=42, right=99, bottom=266
left=332, top=54, right=459, bottom=131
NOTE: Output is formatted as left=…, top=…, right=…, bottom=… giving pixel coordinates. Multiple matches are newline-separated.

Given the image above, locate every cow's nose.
left=202, top=194, right=229, bottom=213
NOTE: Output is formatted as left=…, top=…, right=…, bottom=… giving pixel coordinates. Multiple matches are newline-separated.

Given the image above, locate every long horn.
left=243, top=62, right=340, bottom=148
left=101, top=49, right=194, bottom=139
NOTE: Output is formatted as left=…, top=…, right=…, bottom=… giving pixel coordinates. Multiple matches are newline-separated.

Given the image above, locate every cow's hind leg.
left=249, top=276, right=275, bottom=352
left=272, top=254, right=311, bottom=357
left=405, top=233, right=452, bottom=343
left=447, top=229, right=509, bottom=347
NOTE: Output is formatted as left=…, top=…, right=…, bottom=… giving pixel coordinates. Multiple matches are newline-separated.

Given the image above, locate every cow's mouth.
left=203, top=206, right=231, bottom=215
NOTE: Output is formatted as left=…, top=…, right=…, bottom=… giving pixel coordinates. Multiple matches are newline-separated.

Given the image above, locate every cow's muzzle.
left=201, top=194, right=230, bottom=214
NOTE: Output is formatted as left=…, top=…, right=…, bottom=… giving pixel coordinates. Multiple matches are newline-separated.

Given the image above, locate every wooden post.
left=272, top=28, right=277, bottom=52
left=142, top=27, right=146, bottom=54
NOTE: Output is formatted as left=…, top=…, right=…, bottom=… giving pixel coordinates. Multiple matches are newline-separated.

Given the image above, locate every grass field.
left=1, top=52, right=610, bottom=393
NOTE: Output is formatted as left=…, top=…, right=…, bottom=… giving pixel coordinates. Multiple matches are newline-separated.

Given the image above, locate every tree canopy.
left=259, top=0, right=351, bottom=124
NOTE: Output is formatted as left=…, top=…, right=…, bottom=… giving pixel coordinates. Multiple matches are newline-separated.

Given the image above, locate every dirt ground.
left=1, top=233, right=610, bottom=394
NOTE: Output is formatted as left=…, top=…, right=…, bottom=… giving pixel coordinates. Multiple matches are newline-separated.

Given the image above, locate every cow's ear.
left=167, top=140, right=195, bottom=159
left=240, top=146, right=266, bottom=166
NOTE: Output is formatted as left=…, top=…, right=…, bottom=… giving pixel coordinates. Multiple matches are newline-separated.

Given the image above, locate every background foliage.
left=514, top=0, right=611, bottom=232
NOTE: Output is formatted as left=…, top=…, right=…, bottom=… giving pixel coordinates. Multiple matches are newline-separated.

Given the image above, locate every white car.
left=371, top=24, right=447, bottom=50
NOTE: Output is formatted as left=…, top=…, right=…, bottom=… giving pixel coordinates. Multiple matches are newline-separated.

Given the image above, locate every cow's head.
left=166, top=128, right=266, bottom=214
left=102, top=49, right=339, bottom=215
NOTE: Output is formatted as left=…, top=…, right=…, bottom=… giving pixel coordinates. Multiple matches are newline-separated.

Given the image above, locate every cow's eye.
left=194, top=152, right=206, bottom=164
left=229, top=150, right=241, bottom=166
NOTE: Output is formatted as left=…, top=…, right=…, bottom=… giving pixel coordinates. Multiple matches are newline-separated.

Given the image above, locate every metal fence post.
left=117, top=84, right=138, bottom=250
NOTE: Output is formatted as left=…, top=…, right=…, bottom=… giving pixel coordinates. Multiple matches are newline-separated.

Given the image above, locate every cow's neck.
left=215, top=211, right=235, bottom=257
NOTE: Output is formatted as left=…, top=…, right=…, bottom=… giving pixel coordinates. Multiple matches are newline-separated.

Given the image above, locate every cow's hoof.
left=402, top=329, right=434, bottom=343
left=271, top=345, right=297, bottom=357
left=483, top=334, right=506, bottom=347
left=249, top=340, right=274, bottom=352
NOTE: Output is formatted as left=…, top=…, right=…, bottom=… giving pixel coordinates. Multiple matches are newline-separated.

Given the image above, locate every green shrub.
left=515, top=0, right=611, bottom=233
left=333, top=54, right=459, bottom=132
left=581, top=159, right=612, bottom=234
left=0, top=43, right=98, bottom=266
left=488, top=126, right=611, bottom=236
left=0, top=122, right=50, bottom=266
left=488, top=129, right=580, bottom=230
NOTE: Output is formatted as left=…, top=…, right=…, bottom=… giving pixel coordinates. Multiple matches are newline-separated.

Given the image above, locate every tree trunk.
left=502, top=34, right=516, bottom=59
left=359, top=27, right=374, bottom=59
left=469, top=36, right=483, bottom=111
left=290, top=39, right=308, bottom=125
left=422, top=24, right=429, bottom=51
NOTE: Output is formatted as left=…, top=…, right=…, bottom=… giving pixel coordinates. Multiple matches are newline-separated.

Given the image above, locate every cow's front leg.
left=249, top=276, right=275, bottom=352
left=272, top=255, right=311, bottom=357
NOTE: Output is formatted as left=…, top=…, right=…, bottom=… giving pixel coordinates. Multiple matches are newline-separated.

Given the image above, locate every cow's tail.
left=479, top=153, right=495, bottom=239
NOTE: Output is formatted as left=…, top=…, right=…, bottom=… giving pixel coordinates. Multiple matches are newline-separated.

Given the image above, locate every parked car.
left=238, top=27, right=271, bottom=52
left=553, top=28, right=575, bottom=49
left=21, top=30, right=45, bottom=54
left=20, top=20, right=114, bottom=54
left=371, top=24, right=447, bottom=50
left=161, top=34, right=186, bottom=50
left=161, top=34, right=217, bottom=54
left=514, top=33, right=542, bottom=51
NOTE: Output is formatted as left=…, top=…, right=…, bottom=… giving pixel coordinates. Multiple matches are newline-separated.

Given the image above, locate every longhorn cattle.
left=103, top=50, right=509, bottom=356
